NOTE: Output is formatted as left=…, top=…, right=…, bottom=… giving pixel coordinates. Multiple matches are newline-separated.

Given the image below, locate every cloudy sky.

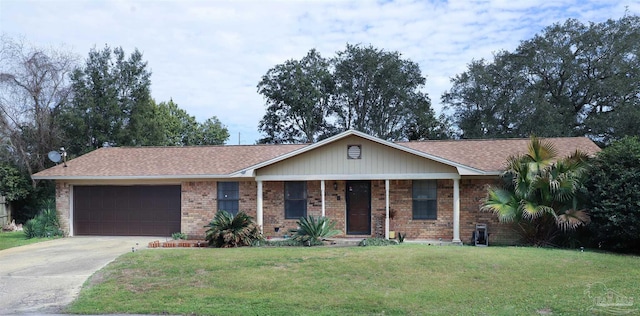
left=2, top=0, right=637, bottom=144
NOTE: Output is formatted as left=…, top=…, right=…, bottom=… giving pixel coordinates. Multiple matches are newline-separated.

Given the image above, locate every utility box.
left=474, top=223, right=488, bottom=246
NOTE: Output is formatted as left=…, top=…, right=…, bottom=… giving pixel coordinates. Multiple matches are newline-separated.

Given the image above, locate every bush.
left=358, top=238, right=398, bottom=246
left=291, top=216, right=341, bottom=245
left=585, top=137, right=640, bottom=254
left=23, top=206, right=63, bottom=239
left=171, top=232, right=187, bottom=240
left=204, top=210, right=263, bottom=248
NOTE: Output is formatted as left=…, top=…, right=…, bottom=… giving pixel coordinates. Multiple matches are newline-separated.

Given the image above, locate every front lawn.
left=0, top=231, right=52, bottom=250
left=69, top=245, right=639, bottom=315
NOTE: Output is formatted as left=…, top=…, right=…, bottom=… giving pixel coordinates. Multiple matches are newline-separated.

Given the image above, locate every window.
left=285, top=181, right=307, bottom=219
left=412, top=180, right=437, bottom=220
left=217, top=182, right=239, bottom=216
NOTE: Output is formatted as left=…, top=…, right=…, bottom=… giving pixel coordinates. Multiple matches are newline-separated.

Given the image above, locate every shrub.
left=171, top=232, right=187, bottom=240
left=359, top=237, right=398, bottom=246
left=584, top=137, right=640, bottom=253
left=23, top=206, right=63, bottom=239
left=204, top=210, right=263, bottom=248
left=291, top=216, right=341, bottom=244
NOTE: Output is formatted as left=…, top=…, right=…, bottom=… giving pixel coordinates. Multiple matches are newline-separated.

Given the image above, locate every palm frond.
left=526, top=136, right=558, bottom=173
left=519, top=200, right=555, bottom=220
left=557, top=209, right=590, bottom=231
left=481, top=188, right=518, bottom=222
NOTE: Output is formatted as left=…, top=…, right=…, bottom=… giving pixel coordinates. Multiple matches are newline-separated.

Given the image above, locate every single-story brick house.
left=32, top=130, right=600, bottom=244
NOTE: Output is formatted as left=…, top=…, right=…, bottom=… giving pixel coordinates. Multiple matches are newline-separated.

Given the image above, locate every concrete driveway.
left=0, top=236, right=159, bottom=315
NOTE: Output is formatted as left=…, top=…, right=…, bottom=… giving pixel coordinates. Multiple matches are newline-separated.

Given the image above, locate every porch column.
left=257, top=180, right=263, bottom=234
left=321, top=180, right=326, bottom=217
left=452, top=178, right=461, bottom=244
left=385, top=179, right=390, bottom=240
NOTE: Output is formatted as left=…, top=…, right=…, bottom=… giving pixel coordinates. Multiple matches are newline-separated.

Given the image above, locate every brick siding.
left=53, top=178, right=520, bottom=244
left=55, top=182, right=71, bottom=235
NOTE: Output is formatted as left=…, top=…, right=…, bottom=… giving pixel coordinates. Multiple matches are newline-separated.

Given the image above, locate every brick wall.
left=261, top=181, right=326, bottom=238
left=53, top=178, right=520, bottom=244
left=379, top=180, right=454, bottom=240
left=458, top=179, right=520, bottom=245
left=181, top=181, right=217, bottom=239
left=55, top=181, right=71, bottom=235
left=325, top=181, right=346, bottom=236
left=181, top=180, right=258, bottom=239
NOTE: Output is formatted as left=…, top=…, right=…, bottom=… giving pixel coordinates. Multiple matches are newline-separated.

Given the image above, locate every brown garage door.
left=73, top=185, right=181, bottom=236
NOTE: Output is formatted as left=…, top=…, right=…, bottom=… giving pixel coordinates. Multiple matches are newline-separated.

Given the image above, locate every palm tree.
left=482, top=136, right=590, bottom=245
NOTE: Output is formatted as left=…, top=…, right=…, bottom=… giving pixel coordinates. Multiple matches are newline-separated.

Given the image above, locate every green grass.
left=0, top=231, right=52, bottom=250
left=68, top=245, right=640, bottom=315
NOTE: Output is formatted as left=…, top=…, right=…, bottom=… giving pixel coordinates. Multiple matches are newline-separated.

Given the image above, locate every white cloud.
left=1, top=0, right=635, bottom=144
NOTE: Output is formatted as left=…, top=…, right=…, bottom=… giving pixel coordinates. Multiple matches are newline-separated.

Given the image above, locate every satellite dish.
left=48, top=151, right=62, bottom=163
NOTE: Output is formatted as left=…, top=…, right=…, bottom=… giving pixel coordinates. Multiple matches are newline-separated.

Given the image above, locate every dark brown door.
left=74, top=185, right=181, bottom=236
left=346, top=181, right=371, bottom=235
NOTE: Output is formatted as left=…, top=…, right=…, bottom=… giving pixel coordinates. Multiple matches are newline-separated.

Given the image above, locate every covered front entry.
left=73, top=185, right=181, bottom=236
left=346, top=180, right=371, bottom=235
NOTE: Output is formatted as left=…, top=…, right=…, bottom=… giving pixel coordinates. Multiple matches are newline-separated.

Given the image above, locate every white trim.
left=257, top=181, right=263, bottom=234
left=321, top=180, right=326, bottom=217
left=256, top=173, right=461, bottom=181
left=69, top=184, right=74, bottom=237
left=385, top=179, right=390, bottom=240
left=452, top=179, right=461, bottom=244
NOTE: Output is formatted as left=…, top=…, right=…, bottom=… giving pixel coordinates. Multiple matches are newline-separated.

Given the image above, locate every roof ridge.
left=396, top=136, right=590, bottom=143
left=100, top=143, right=309, bottom=149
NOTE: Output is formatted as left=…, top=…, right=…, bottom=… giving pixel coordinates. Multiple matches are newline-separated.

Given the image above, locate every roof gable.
left=255, top=134, right=459, bottom=179
left=238, top=130, right=486, bottom=176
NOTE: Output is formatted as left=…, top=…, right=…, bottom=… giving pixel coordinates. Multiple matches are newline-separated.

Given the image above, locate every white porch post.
left=452, top=178, right=461, bottom=244
left=385, top=179, right=390, bottom=240
left=321, top=180, right=326, bottom=217
left=257, top=180, right=263, bottom=234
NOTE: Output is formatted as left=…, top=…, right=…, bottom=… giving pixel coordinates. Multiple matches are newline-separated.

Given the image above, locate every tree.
left=257, top=44, right=444, bottom=143
left=199, top=116, right=229, bottom=145
left=444, top=15, right=640, bottom=143
left=0, top=162, right=31, bottom=202
left=60, top=45, right=152, bottom=154
left=584, top=137, right=640, bottom=253
left=134, top=99, right=229, bottom=146
left=481, top=137, right=591, bottom=245
left=257, top=49, right=334, bottom=143
left=0, top=35, right=76, bottom=183
left=332, top=44, right=430, bottom=141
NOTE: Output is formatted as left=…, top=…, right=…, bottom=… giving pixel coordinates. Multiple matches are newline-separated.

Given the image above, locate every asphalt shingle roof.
left=397, top=137, right=601, bottom=172
left=33, top=135, right=601, bottom=179
left=33, top=144, right=306, bottom=178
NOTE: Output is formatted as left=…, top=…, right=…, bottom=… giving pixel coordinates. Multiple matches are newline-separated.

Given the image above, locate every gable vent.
left=347, top=145, right=362, bottom=159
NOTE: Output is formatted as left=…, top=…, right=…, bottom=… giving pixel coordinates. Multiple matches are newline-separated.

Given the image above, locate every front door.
left=346, top=181, right=371, bottom=235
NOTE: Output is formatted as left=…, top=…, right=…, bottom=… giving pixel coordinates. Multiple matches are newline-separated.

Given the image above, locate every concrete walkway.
left=0, top=236, right=159, bottom=315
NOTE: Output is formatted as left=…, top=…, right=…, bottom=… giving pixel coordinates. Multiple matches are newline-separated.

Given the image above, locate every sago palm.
left=204, top=210, right=263, bottom=248
left=482, top=136, right=591, bottom=245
